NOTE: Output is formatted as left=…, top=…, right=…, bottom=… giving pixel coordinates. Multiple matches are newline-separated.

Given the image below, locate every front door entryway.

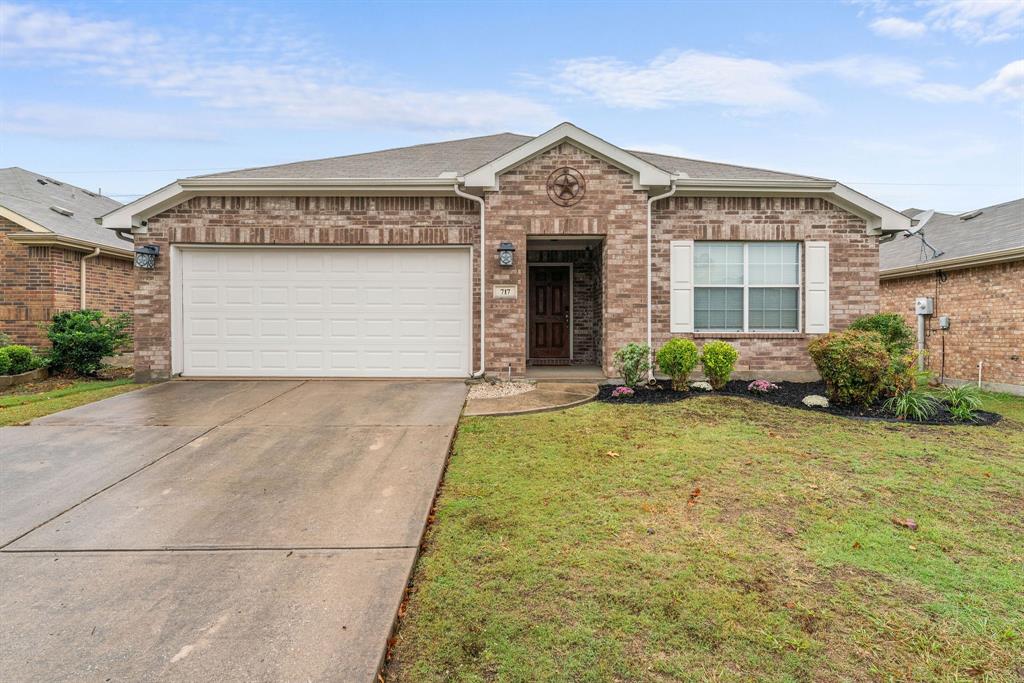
left=528, top=265, right=571, bottom=360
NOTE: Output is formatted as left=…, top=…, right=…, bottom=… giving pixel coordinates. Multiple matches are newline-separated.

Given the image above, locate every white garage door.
left=178, top=247, right=471, bottom=377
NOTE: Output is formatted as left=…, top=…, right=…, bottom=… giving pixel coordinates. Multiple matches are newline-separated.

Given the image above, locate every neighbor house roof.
left=0, top=167, right=129, bottom=253
left=101, top=122, right=909, bottom=234
left=880, top=197, right=1024, bottom=277
left=198, top=131, right=826, bottom=183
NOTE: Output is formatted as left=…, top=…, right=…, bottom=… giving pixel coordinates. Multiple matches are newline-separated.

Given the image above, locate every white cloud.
left=1, top=103, right=220, bottom=141
left=924, top=0, right=1024, bottom=43
left=542, top=51, right=1022, bottom=114
left=0, top=3, right=558, bottom=135
left=542, top=51, right=819, bottom=115
left=869, top=17, right=928, bottom=38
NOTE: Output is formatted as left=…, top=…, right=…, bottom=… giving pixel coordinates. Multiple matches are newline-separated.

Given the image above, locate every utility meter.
left=938, top=316, right=950, bottom=330
left=915, top=297, right=934, bottom=315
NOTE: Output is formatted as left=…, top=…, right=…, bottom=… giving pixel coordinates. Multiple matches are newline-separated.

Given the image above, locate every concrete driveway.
left=0, top=379, right=466, bottom=682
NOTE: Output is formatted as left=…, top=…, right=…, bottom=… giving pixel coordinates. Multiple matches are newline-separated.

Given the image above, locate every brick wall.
left=0, top=217, right=133, bottom=347
left=136, top=196, right=481, bottom=380
left=652, top=197, right=878, bottom=378
left=880, top=261, right=1023, bottom=389
left=485, top=142, right=648, bottom=375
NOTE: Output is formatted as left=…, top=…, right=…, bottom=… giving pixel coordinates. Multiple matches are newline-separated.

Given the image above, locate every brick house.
left=1, top=168, right=134, bottom=347
left=101, top=123, right=910, bottom=382
left=880, top=199, right=1023, bottom=395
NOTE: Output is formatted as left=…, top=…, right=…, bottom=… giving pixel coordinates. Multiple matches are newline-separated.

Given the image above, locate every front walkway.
left=0, top=379, right=466, bottom=682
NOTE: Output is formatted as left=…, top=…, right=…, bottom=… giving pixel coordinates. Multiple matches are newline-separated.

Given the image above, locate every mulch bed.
left=598, top=379, right=1002, bottom=426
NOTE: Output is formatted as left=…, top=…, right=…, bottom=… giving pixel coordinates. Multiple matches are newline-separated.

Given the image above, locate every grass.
left=0, top=379, right=142, bottom=426
left=387, top=391, right=1024, bottom=682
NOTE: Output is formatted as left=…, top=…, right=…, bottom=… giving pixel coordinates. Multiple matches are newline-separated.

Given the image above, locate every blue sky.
left=2, top=0, right=1022, bottom=212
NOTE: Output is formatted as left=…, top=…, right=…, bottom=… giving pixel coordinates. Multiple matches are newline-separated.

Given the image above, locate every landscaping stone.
left=802, top=395, right=830, bottom=408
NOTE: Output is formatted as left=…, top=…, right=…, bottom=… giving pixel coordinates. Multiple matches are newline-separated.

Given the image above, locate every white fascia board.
left=880, top=246, right=1024, bottom=280
left=463, top=122, right=673, bottom=190
left=6, top=231, right=133, bottom=258
left=0, top=205, right=52, bottom=233
left=99, top=178, right=464, bottom=231
left=669, top=178, right=911, bottom=235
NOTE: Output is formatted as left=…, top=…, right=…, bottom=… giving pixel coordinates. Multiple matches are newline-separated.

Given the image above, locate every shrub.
left=883, top=388, right=940, bottom=421
left=610, top=386, right=635, bottom=399
left=46, top=310, right=131, bottom=376
left=850, top=313, right=919, bottom=396
left=613, top=343, right=651, bottom=389
left=807, top=330, right=890, bottom=407
left=0, top=345, right=40, bottom=375
left=747, top=379, right=779, bottom=394
left=700, top=340, right=738, bottom=390
left=944, top=384, right=982, bottom=422
left=656, top=338, right=699, bottom=391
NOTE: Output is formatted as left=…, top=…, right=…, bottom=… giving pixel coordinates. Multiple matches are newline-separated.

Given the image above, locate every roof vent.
left=959, top=209, right=983, bottom=221
left=46, top=178, right=63, bottom=186
left=82, top=190, right=97, bottom=197
left=36, top=178, right=48, bottom=185
left=49, top=205, right=74, bottom=217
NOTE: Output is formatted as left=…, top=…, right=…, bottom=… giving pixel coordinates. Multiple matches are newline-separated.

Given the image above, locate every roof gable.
left=462, top=122, right=673, bottom=190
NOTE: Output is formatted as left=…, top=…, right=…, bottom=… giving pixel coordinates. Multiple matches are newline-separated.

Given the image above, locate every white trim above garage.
left=172, top=245, right=472, bottom=378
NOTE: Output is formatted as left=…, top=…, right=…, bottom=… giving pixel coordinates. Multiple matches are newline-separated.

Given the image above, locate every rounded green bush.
left=46, top=310, right=131, bottom=376
left=613, top=342, right=651, bottom=389
left=849, top=313, right=914, bottom=356
left=0, top=345, right=40, bottom=375
left=0, top=348, right=11, bottom=376
left=807, top=330, right=890, bottom=406
left=700, top=340, right=739, bottom=390
left=656, top=338, right=699, bottom=391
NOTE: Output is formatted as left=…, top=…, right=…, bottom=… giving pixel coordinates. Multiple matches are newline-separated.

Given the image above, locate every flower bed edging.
left=0, top=367, right=49, bottom=389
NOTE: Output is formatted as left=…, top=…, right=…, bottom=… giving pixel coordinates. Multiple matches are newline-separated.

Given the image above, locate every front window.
left=694, top=242, right=800, bottom=332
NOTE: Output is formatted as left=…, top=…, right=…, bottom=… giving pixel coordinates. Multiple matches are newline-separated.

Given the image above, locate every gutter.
left=646, top=182, right=676, bottom=382
left=5, top=232, right=132, bottom=259
left=880, top=246, right=1024, bottom=280
left=80, top=247, right=101, bottom=309
left=453, top=183, right=486, bottom=378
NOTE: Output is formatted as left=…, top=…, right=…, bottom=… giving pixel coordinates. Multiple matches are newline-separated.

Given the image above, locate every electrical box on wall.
left=938, top=316, right=950, bottom=330
left=915, top=297, right=934, bottom=315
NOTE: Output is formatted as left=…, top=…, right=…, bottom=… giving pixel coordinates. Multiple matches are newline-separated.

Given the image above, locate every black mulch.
left=598, top=379, right=1001, bottom=426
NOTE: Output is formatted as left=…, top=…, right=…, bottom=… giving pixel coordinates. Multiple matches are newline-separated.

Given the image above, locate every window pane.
left=695, top=287, right=743, bottom=330
left=695, top=243, right=743, bottom=285
left=749, top=242, right=799, bottom=285
left=749, top=287, right=799, bottom=331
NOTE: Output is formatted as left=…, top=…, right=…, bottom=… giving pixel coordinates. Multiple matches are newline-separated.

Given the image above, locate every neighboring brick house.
left=1, top=168, right=134, bottom=347
left=101, top=123, right=910, bottom=382
left=880, top=199, right=1023, bottom=395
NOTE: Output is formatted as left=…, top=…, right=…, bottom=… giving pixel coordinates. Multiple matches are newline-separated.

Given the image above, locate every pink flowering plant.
left=611, top=386, right=635, bottom=399
left=747, top=379, right=779, bottom=394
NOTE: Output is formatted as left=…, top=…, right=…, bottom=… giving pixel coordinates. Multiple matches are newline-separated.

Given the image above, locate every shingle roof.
left=880, top=198, right=1024, bottom=271
left=0, top=167, right=125, bottom=250
left=197, top=132, right=826, bottom=182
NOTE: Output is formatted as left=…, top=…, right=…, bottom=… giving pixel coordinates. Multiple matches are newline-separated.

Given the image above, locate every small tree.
left=699, top=340, right=739, bottom=390
left=46, top=310, right=131, bottom=376
left=807, top=330, right=889, bottom=406
left=656, top=338, right=699, bottom=391
left=613, top=343, right=651, bottom=389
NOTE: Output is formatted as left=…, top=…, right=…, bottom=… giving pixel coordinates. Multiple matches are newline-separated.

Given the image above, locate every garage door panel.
left=180, top=248, right=470, bottom=377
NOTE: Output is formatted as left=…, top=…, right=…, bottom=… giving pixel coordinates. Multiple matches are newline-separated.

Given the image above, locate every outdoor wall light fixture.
left=134, top=244, right=160, bottom=269
left=497, top=241, right=516, bottom=267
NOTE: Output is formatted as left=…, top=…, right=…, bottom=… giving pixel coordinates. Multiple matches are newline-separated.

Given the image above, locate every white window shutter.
left=804, top=241, right=830, bottom=334
left=670, top=240, right=694, bottom=333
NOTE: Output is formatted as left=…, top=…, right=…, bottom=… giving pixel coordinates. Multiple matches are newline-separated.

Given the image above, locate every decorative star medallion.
left=546, top=167, right=586, bottom=207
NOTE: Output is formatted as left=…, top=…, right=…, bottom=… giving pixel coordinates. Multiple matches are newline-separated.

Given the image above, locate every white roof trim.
left=99, top=178, right=465, bottom=231
left=880, top=246, right=1024, bottom=279
left=6, top=231, right=132, bottom=258
left=462, top=122, right=673, bottom=190
left=0, top=205, right=52, bottom=233
left=669, top=180, right=910, bottom=235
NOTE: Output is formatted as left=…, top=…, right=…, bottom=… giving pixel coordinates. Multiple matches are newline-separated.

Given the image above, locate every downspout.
left=453, top=183, right=486, bottom=378
left=80, top=248, right=101, bottom=309
left=646, top=182, right=676, bottom=383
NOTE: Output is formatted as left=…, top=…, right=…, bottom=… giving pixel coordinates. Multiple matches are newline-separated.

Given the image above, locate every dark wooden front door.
left=529, top=266, right=571, bottom=359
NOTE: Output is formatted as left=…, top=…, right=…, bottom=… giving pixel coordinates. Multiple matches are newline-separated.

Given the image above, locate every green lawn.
left=0, top=379, right=143, bottom=426
left=387, top=392, right=1024, bottom=682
